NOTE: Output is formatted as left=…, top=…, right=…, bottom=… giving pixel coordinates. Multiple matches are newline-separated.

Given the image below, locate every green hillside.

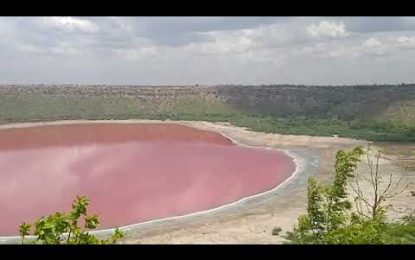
left=0, top=84, right=414, bottom=141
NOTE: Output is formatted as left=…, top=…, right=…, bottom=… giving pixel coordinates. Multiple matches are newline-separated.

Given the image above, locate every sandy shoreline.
left=0, top=119, right=306, bottom=243
left=0, top=119, right=413, bottom=244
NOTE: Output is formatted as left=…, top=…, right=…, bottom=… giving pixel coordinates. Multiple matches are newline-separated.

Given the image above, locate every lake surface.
left=0, top=123, right=295, bottom=235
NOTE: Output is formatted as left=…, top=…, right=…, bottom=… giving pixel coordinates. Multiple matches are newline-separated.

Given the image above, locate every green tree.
left=19, top=195, right=124, bottom=244
left=287, top=146, right=412, bottom=244
left=290, top=147, right=364, bottom=243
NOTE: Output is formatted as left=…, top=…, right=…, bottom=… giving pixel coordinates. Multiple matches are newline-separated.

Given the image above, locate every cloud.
left=114, top=45, right=159, bottom=61
left=361, top=37, right=389, bottom=57
left=363, top=37, right=382, bottom=48
left=360, top=34, right=415, bottom=57
left=294, top=43, right=349, bottom=58
left=1, top=17, right=415, bottom=85
left=396, top=36, right=415, bottom=48
left=344, top=17, right=415, bottom=33
left=46, top=17, right=99, bottom=33
left=16, top=43, right=43, bottom=53
left=108, top=17, right=287, bottom=46
left=188, top=22, right=308, bottom=58
left=306, top=20, right=348, bottom=38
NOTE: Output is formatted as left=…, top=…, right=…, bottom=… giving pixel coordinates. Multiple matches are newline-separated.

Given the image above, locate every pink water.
left=0, top=123, right=295, bottom=235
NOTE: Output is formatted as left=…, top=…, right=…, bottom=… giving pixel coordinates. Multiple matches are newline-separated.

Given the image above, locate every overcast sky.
left=1, top=16, right=415, bottom=85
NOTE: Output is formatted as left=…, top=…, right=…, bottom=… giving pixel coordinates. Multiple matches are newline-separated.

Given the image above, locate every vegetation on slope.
left=0, top=84, right=414, bottom=141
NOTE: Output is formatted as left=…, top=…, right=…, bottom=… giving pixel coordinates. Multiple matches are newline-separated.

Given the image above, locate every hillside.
left=0, top=84, right=414, bottom=141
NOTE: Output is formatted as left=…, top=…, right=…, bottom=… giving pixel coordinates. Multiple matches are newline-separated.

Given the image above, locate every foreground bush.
left=19, top=196, right=124, bottom=244
left=287, top=146, right=414, bottom=244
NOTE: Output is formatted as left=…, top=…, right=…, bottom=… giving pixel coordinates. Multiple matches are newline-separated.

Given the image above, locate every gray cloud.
left=1, top=17, right=415, bottom=85
left=342, top=17, right=415, bottom=33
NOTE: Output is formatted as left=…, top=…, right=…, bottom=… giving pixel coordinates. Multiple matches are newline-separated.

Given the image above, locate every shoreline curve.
left=0, top=120, right=307, bottom=243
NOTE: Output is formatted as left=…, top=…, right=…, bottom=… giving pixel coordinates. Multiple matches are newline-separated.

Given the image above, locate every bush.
left=272, top=227, right=282, bottom=236
left=286, top=147, right=414, bottom=244
left=19, top=195, right=124, bottom=244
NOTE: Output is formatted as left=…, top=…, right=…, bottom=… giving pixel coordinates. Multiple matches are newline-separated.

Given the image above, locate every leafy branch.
left=19, top=195, right=124, bottom=244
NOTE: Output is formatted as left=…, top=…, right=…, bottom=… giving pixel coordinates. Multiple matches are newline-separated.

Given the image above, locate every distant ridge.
left=0, top=84, right=414, bottom=141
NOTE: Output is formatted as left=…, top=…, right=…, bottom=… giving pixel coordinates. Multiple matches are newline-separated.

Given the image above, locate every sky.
left=1, top=16, right=415, bottom=85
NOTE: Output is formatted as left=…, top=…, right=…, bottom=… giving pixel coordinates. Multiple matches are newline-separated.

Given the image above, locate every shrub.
left=272, top=227, right=282, bottom=236
left=19, top=195, right=124, bottom=244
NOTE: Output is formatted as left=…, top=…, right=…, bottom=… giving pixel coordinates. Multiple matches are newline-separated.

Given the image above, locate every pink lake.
left=0, top=123, right=295, bottom=235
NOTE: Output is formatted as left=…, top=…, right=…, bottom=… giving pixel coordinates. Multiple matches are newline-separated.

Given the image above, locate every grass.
left=382, top=218, right=415, bottom=244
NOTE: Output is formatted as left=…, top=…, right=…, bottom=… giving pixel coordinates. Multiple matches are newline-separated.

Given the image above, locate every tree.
left=350, top=145, right=408, bottom=220
left=19, top=195, right=124, bottom=244
left=287, top=146, right=411, bottom=244
left=289, top=147, right=364, bottom=243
